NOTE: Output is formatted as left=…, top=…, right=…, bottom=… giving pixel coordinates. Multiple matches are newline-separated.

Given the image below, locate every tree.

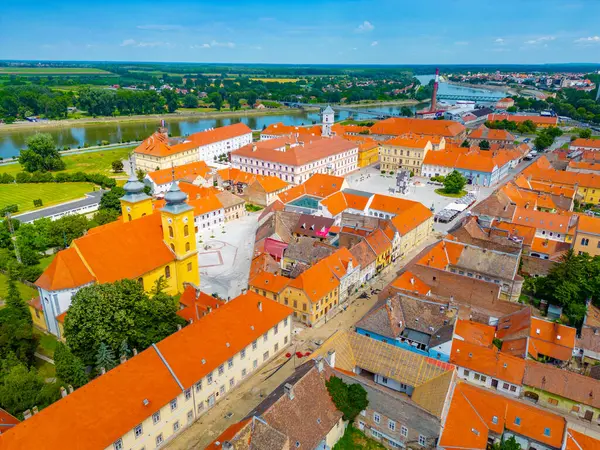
left=91, top=208, right=119, bottom=226
left=461, top=140, right=470, bottom=148
left=580, top=128, right=592, bottom=139
left=136, top=168, right=145, bottom=182
left=111, top=160, right=124, bottom=173
left=182, top=94, right=199, bottom=108
left=209, top=92, right=223, bottom=111
left=479, top=140, right=490, bottom=150
left=95, top=342, right=117, bottom=372
left=18, top=133, right=65, bottom=173
left=506, top=106, right=518, bottom=113
left=443, top=170, right=466, bottom=194
left=246, top=91, right=258, bottom=108
left=99, top=186, right=126, bottom=213
left=492, top=436, right=521, bottom=450
left=64, top=279, right=185, bottom=365
left=47, top=214, right=90, bottom=249
left=54, top=342, right=88, bottom=388
left=400, top=106, right=413, bottom=117
left=326, top=376, right=368, bottom=421
left=162, top=89, right=179, bottom=113
left=119, top=339, right=131, bottom=359
left=534, top=133, right=553, bottom=151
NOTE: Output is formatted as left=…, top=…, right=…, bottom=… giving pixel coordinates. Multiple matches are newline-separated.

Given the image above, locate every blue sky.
left=1, top=0, right=599, bottom=64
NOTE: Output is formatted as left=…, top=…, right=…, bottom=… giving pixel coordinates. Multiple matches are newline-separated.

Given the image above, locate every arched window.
left=184, top=224, right=189, bottom=237
left=185, top=242, right=190, bottom=252
left=128, top=214, right=132, bottom=221
left=169, top=226, right=174, bottom=238
left=165, top=266, right=171, bottom=279
left=142, top=213, right=146, bottom=217
left=170, top=243, right=175, bottom=252
left=138, top=278, right=144, bottom=289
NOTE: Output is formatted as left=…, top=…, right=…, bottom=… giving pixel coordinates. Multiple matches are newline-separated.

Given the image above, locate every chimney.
left=252, top=144, right=257, bottom=152
left=23, top=410, right=32, bottom=420
left=67, top=385, right=74, bottom=394
left=100, top=367, right=106, bottom=375
left=284, top=383, right=295, bottom=400
left=60, top=387, right=67, bottom=398
left=317, top=358, right=324, bottom=373
left=410, top=277, right=415, bottom=285
left=222, top=442, right=233, bottom=450
left=32, top=406, right=39, bottom=415
left=347, top=258, right=353, bottom=272
left=120, top=355, right=127, bottom=364
left=258, top=301, right=263, bottom=312
left=327, top=349, right=336, bottom=368
left=177, top=324, right=182, bottom=331
left=133, top=348, right=138, bottom=356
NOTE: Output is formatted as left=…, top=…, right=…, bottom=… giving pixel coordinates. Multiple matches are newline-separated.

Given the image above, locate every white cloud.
left=371, top=41, right=378, bottom=46
left=454, top=41, right=469, bottom=46
left=120, top=39, right=170, bottom=48
left=495, top=38, right=505, bottom=44
left=575, top=36, right=600, bottom=44
left=190, top=43, right=211, bottom=49
left=210, top=40, right=235, bottom=48
left=136, top=24, right=183, bottom=31
left=120, top=39, right=136, bottom=47
left=356, top=21, right=374, bottom=33
left=524, top=36, right=555, bottom=44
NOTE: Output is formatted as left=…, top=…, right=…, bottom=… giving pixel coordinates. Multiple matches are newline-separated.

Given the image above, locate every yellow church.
left=31, top=171, right=199, bottom=338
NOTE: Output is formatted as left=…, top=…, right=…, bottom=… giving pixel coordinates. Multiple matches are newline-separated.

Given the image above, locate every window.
left=241, top=348, right=246, bottom=359
left=169, top=226, right=174, bottom=238
left=381, top=376, right=388, bottom=384
left=572, top=405, right=580, bottom=413
left=284, top=336, right=289, bottom=345
left=582, top=238, right=590, bottom=246
left=401, top=426, right=408, bottom=438
left=198, top=402, right=204, bottom=413
left=229, top=377, right=235, bottom=387
left=185, top=389, right=191, bottom=400
left=263, top=332, right=269, bottom=342
left=114, top=439, right=123, bottom=450
left=263, top=351, right=269, bottom=361
left=184, top=224, right=189, bottom=236
left=544, top=428, right=551, bottom=437
left=474, top=373, right=480, bottom=381
left=548, top=398, right=559, bottom=406
left=242, top=368, right=247, bottom=377
left=220, top=385, right=225, bottom=395
left=463, top=369, right=470, bottom=377
left=153, top=411, right=161, bottom=424
left=165, top=266, right=171, bottom=279
left=156, top=434, right=163, bottom=446
left=134, top=424, right=143, bottom=438
left=207, top=372, right=213, bottom=384
left=252, top=340, right=257, bottom=350
left=187, top=262, right=192, bottom=271
left=373, top=412, right=380, bottom=424
left=170, top=398, right=178, bottom=411
left=388, top=420, right=396, bottom=431
left=492, top=415, right=498, bottom=424
left=185, top=242, right=190, bottom=252
left=218, top=364, right=224, bottom=375
left=253, top=359, right=258, bottom=369
left=514, top=417, right=521, bottom=426
left=228, top=358, right=233, bottom=369
left=274, top=324, right=279, bottom=335
left=284, top=317, right=288, bottom=327
left=170, top=243, right=175, bottom=252
left=187, top=410, right=193, bottom=422
left=173, top=421, right=180, bottom=432
left=509, top=385, right=517, bottom=392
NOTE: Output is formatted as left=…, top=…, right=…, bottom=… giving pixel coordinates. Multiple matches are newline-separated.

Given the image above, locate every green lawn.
left=333, top=426, right=386, bottom=450
left=0, top=147, right=134, bottom=178
left=0, top=182, right=97, bottom=214
left=435, top=188, right=467, bottom=198
left=33, top=329, right=59, bottom=359
left=0, top=272, right=38, bottom=301
left=35, top=358, right=56, bottom=380
left=38, top=254, right=56, bottom=271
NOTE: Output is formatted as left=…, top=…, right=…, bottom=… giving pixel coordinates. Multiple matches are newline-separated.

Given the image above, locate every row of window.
left=366, top=410, right=427, bottom=446
left=580, top=237, right=600, bottom=248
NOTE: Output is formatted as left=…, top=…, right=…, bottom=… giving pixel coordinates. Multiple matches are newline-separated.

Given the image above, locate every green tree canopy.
left=64, top=279, right=185, bottom=365
left=95, top=342, right=117, bottom=372
left=54, top=342, right=88, bottom=388
left=209, top=92, right=223, bottom=110
left=182, top=94, right=199, bottom=108
left=580, top=128, right=592, bottom=139
left=443, top=170, right=466, bottom=194
left=479, top=140, right=490, bottom=150
left=111, top=160, right=124, bottom=173
left=326, top=376, right=369, bottom=422
left=18, top=133, right=65, bottom=173
left=99, top=186, right=126, bottom=213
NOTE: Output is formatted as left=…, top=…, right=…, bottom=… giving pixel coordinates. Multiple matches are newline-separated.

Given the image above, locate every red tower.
left=430, top=68, right=439, bottom=112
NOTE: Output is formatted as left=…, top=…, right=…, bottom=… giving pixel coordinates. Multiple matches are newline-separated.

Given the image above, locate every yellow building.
left=357, top=139, right=380, bottom=168
left=249, top=272, right=290, bottom=302
left=380, top=136, right=436, bottom=175
left=574, top=215, right=600, bottom=257
left=33, top=174, right=199, bottom=338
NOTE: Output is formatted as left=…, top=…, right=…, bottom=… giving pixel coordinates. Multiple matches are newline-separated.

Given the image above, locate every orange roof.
left=320, top=191, right=370, bottom=216
left=250, top=271, right=291, bottom=294
left=491, top=221, right=536, bottom=246
left=469, top=125, right=515, bottom=142
left=70, top=213, right=175, bottom=283
left=423, top=149, right=460, bottom=168
left=321, top=247, right=355, bottom=281
left=177, top=285, right=224, bottom=322
left=439, top=382, right=565, bottom=449
left=488, top=113, right=558, bottom=126
left=571, top=138, right=600, bottom=149
left=370, top=117, right=465, bottom=138
left=383, top=136, right=431, bottom=148
left=417, top=240, right=464, bottom=270
left=206, top=418, right=252, bottom=450
left=188, top=194, right=223, bottom=216
left=35, top=247, right=95, bottom=291
left=278, top=173, right=345, bottom=204
left=453, top=319, right=495, bottom=348
left=253, top=175, right=289, bottom=193
left=148, top=161, right=211, bottom=185
left=232, top=136, right=357, bottom=167
left=577, top=214, right=600, bottom=236
left=261, top=122, right=322, bottom=138
left=27, top=296, right=42, bottom=312
left=450, top=339, right=525, bottom=385
left=390, top=202, right=433, bottom=235
left=369, top=194, right=423, bottom=216
left=528, top=317, right=576, bottom=360
left=568, top=160, right=600, bottom=172
left=512, top=207, right=573, bottom=234
left=565, top=428, right=600, bottom=450
left=0, top=408, right=19, bottom=434
left=391, top=271, right=431, bottom=295
left=530, top=237, right=570, bottom=257
left=364, top=228, right=392, bottom=257
left=188, top=123, right=252, bottom=147
left=178, top=182, right=220, bottom=200
left=288, top=258, right=339, bottom=302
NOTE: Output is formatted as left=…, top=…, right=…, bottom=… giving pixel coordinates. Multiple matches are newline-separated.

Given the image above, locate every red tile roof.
left=565, top=428, right=600, bottom=450
left=288, top=258, right=339, bottom=303
left=148, top=161, right=211, bottom=185
left=570, top=138, right=600, bottom=150
left=262, top=122, right=322, bottom=138
left=453, top=319, right=495, bottom=348
left=370, top=117, right=465, bottom=138
left=390, top=271, right=431, bottom=295
left=177, top=285, right=224, bottom=322
left=469, top=125, right=515, bottom=142
left=0, top=408, right=19, bottom=435
left=35, top=247, right=95, bottom=291
left=488, top=113, right=558, bottom=126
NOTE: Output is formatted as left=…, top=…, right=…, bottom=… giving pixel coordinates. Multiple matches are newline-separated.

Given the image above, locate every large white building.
left=134, top=123, right=252, bottom=171
left=231, top=136, right=359, bottom=184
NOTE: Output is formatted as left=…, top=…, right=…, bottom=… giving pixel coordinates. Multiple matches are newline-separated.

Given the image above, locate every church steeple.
left=322, top=105, right=334, bottom=137
left=120, top=156, right=153, bottom=222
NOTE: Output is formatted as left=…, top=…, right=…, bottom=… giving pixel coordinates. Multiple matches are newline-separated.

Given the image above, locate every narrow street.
left=165, top=236, right=435, bottom=450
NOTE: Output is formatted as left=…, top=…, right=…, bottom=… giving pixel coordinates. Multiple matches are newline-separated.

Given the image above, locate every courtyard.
left=196, top=212, right=260, bottom=300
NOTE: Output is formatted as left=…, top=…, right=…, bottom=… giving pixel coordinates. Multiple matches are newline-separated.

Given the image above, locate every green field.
left=35, top=358, right=56, bottom=379
left=34, top=329, right=59, bottom=359
left=0, top=182, right=97, bottom=213
left=0, top=67, right=111, bottom=75
left=0, top=147, right=134, bottom=178
left=38, top=254, right=56, bottom=271
left=0, top=272, right=38, bottom=301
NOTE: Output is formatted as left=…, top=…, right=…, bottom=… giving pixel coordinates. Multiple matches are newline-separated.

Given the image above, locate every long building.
left=369, top=117, right=467, bottom=141
left=134, top=123, right=252, bottom=171
left=231, top=136, right=358, bottom=184
left=0, top=292, right=292, bottom=450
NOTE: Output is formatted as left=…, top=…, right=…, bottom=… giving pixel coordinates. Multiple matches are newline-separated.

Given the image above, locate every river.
left=0, top=77, right=506, bottom=158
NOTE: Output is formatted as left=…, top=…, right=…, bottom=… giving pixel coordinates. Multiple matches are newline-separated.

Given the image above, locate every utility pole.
left=5, top=213, right=21, bottom=264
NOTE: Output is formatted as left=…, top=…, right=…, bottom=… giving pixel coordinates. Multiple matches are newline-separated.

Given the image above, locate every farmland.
left=0, top=182, right=97, bottom=213
left=250, top=77, right=302, bottom=83
left=0, top=67, right=111, bottom=75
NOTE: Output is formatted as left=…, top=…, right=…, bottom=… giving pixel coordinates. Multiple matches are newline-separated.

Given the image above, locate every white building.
left=145, top=162, right=212, bottom=195
left=322, top=105, right=334, bottom=137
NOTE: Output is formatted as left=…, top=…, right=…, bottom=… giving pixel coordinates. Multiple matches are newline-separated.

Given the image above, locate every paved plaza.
left=196, top=212, right=260, bottom=299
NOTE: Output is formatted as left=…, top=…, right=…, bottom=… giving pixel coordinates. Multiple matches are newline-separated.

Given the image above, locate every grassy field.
left=35, top=358, right=56, bottom=379
left=0, top=147, right=134, bottom=178
left=34, top=329, right=59, bottom=359
left=0, top=182, right=97, bottom=213
left=333, top=426, right=386, bottom=450
left=38, top=254, right=56, bottom=271
left=0, top=272, right=38, bottom=301
left=435, top=188, right=467, bottom=198
left=0, top=67, right=111, bottom=75
left=250, top=77, right=301, bottom=83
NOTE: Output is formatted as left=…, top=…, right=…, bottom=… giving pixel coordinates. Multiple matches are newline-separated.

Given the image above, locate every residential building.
left=365, top=228, right=393, bottom=273
left=176, top=285, right=225, bottom=322
left=0, top=292, right=292, bottom=450
left=467, top=125, right=515, bottom=147
left=569, top=138, right=600, bottom=152
left=379, top=136, right=436, bottom=175
left=369, top=117, right=467, bottom=141
left=260, top=122, right=322, bottom=140
left=567, top=160, right=600, bottom=174
left=280, top=237, right=336, bottom=276
left=575, top=304, right=600, bottom=368
left=487, top=113, right=559, bottom=128
left=355, top=294, right=456, bottom=361
left=439, top=382, right=566, bottom=450
left=356, top=138, right=380, bottom=167
left=231, top=136, right=358, bottom=185
left=188, top=194, right=225, bottom=232
left=278, top=173, right=348, bottom=214
left=453, top=319, right=496, bottom=348
left=144, top=161, right=212, bottom=195
left=573, top=214, right=600, bottom=257
left=349, top=240, right=377, bottom=284
left=34, top=176, right=199, bottom=337
left=215, top=190, right=246, bottom=223
left=214, top=167, right=258, bottom=194
left=450, top=338, right=525, bottom=396
left=496, top=97, right=515, bottom=109
left=321, top=247, right=361, bottom=303
left=564, top=429, right=600, bottom=450
left=245, top=175, right=290, bottom=206
left=134, top=123, right=252, bottom=171
left=292, top=214, right=335, bottom=241
left=249, top=271, right=291, bottom=303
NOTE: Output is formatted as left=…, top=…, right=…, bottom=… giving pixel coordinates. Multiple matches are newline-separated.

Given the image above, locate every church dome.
left=164, top=181, right=187, bottom=205
left=123, top=172, right=146, bottom=195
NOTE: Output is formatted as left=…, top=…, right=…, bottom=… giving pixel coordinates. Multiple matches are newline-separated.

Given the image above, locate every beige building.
left=2, top=293, right=293, bottom=450
left=380, top=136, right=440, bottom=175
left=216, top=190, right=246, bottom=223
left=574, top=215, right=600, bottom=257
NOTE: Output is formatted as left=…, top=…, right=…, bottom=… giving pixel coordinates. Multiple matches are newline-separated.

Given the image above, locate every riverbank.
left=444, top=80, right=510, bottom=93
left=0, top=99, right=421, bottom=132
